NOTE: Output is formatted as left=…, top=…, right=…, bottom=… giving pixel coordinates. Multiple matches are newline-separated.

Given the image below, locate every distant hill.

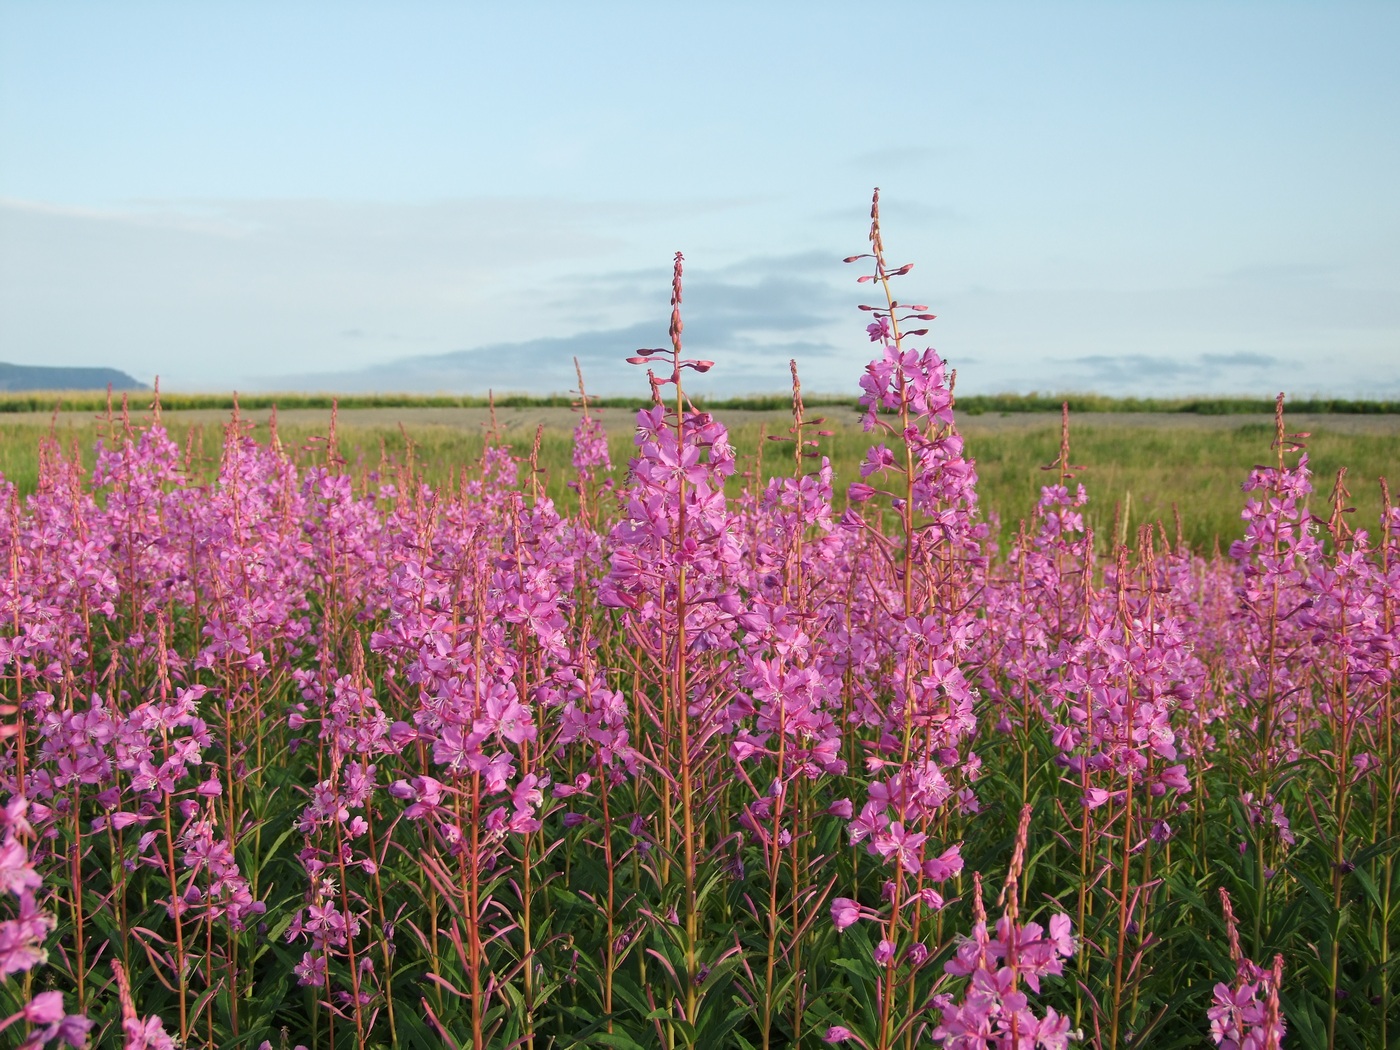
left=0, top=362, right=147, bottom=393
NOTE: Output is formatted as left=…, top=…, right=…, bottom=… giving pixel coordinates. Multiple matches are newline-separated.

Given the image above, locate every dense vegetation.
left=0, top=197, right=1394, bottom=1049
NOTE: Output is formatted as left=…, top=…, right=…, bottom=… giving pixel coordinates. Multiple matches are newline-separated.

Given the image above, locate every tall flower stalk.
left=602, top=252, right=740, bottom=1043
left=838, top=189, right=986, bottom=1049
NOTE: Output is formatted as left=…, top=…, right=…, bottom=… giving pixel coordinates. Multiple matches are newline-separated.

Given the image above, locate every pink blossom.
left=831, top=897, right=861, bottom=931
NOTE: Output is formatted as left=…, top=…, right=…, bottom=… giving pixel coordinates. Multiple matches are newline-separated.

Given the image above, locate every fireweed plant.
left=0, top=191, right=1396, bottom=1048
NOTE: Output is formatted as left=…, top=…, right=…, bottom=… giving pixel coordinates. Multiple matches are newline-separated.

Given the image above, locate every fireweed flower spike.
left=1210, top=891, right=1286, bottom=1049
left=836, top=188, right=987, bottom=1049
left=932, top=868, right=1078, bottom=1048
left=601, top=250, right=744, bottom=1041
left=568, top=355, right=613, bottom=530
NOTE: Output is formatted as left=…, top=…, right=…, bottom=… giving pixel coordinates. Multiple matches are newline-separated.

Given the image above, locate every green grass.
left=1, top=412, right=1393, bottom=555
left=955, top=392, right=1400, bottom=415
left=3, top=388, right=1398, bottom=415
left=965, top=422, right=1396, bottom=553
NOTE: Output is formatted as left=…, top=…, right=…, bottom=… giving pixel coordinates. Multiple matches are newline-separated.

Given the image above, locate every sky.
left=1, top=1, right=1397, bottom=399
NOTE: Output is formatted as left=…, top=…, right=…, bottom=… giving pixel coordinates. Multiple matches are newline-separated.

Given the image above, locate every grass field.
left=3, top=403, right=1394, bottom=554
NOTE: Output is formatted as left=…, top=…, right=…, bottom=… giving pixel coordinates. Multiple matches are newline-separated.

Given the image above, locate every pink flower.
left=847, top=801, right=885, bottom=846
left=23, top=990, right=65, bottom=1024
left=0, top=839, right=40, bottom=895
left=1033, top=1006, right=1074, bottom=1050
left=831, top=897, right=860, bottom=932
left=917, top=888, right=945, bottom=910
left=922, top=845, right=964, bottom=882
left=847, top=483, right=877, bottom=503
left=293, top=951, right=328, bottom=988
left=872, top=822, right=926, bottom=874
left=122, top=1014, right=179, bottom=1050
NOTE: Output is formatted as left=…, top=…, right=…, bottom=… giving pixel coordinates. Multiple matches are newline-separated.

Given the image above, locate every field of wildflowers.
left=0, top=192, right=1396, bottom=1048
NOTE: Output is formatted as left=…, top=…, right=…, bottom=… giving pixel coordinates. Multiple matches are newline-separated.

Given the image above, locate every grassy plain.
left=2, top=403, right=1395, bottom=553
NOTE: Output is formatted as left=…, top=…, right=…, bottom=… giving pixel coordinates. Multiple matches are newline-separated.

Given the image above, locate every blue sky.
left=1, top=1, right=1397, bottom=398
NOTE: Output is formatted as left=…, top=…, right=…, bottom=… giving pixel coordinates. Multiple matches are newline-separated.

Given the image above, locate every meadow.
left=2, top=406, right=1393, bottom=559
left=0, top=196, right=1396, bottom=1049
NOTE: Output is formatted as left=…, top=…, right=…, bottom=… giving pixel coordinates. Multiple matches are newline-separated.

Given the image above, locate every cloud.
left=269, top=250, right=857, bottom=396
left=270, top=258, right=854, bottom=396
left=0, top=196, right=259, bottom=239
left=1199, top=351, right=1278, bottom=368
left=1066, top=354, right=1179, bottom=381
left=847, top=146, right=945, bottom=170
left=812, top=197, right=967, bottom=229
left=268, top=322, right=660, bottom=395
left=1213, top=263, right=1342, bottom=286
left=1045, top=350, right=1294, bottom=394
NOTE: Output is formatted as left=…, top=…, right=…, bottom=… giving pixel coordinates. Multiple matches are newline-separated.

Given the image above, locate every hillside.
left=0, top=361, right=147, bottom=393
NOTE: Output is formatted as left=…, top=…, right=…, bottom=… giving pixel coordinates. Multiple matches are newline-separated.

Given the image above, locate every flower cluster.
left=0, top=798, right=90, bottom=1048
left=932, top=902, right=1077, bottom=1047
left=1210, top=890, right=1285, bottom=1050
